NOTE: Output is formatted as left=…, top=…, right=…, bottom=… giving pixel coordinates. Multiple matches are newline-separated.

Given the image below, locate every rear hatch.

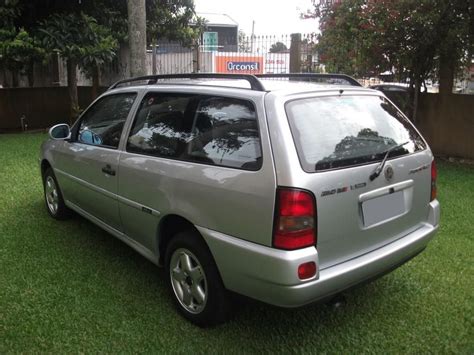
left=284, top=93, right=433, bottom=269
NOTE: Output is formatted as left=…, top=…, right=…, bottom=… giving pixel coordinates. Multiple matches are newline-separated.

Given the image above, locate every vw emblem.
left=385, top=165, right=394, bottom=181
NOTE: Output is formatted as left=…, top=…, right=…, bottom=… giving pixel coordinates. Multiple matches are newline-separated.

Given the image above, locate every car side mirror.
left=49, top=124, right=71, bottom=140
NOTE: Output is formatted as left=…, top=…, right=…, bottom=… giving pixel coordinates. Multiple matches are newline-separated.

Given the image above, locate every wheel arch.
left=157, top=214, right=205, bottom=266
left=41, top=159, right=52, bottom=179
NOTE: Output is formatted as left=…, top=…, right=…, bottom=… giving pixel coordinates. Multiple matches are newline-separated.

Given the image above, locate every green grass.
left=0, top=133, right=473, bottom=353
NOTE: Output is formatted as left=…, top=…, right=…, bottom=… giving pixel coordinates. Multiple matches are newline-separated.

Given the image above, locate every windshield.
left=285, top=95, right=426, bottom=172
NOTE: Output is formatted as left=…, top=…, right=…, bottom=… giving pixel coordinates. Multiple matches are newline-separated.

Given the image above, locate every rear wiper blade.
left=369, top=141, right=409, bottom=181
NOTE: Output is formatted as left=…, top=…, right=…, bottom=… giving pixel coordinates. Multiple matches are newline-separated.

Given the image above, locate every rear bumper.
left=198, top=200, right=440, bottom=307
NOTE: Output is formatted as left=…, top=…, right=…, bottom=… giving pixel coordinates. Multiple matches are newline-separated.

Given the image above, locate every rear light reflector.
left=431, top=160, right=437, bottom=201
left=298, top=262, right=317, bottom=280
left=273, top=188, right=316, bottom=250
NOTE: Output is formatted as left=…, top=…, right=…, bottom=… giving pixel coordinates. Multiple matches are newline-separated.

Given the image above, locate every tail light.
left=273, top=188, right=316, bottom=250
left=431, top=160, right=437, bottom=201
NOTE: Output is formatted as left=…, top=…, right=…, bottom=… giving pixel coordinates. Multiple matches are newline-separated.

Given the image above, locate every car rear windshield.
left=285, top=95, right=426, bottom=172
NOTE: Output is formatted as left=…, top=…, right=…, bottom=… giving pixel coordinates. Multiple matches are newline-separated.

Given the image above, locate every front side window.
left=77, top=93, right=136, bottom=148
left=286, top=95, right=426, bottom=172
left=127, top=93, right=262, bottom=170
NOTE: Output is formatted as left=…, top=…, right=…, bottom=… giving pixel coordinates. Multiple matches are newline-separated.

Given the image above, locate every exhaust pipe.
left=327, top=293, right=346, bottom=309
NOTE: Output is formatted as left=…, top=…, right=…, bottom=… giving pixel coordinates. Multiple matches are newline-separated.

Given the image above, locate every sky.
left=194, top=0, right=319, bottom=36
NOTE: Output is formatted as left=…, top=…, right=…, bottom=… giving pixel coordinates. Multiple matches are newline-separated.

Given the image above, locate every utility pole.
left=127, top=0, right=147, bottom=77
left=251, top=20, right=255, bottom=53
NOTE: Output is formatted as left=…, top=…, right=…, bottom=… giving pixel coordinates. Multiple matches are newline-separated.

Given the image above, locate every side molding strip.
left=55, top=168, right=161, bottom=217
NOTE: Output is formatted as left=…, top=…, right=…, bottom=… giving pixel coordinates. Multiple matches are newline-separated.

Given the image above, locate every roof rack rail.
left=255, top=73, right=361, bottom=87
left=109, top=73, right=266, bottom=91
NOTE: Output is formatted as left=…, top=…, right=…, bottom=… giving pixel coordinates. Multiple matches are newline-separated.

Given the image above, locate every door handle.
left=101, top=164, right=116, bottom=176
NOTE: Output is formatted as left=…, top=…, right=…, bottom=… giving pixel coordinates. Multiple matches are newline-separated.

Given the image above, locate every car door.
left=53, top=92, right=138, bottom=232
left=117, top=91, right=275, bottom=253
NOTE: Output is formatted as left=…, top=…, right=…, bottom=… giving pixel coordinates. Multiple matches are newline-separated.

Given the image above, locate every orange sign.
left=215, top=55, right=264, bottom=74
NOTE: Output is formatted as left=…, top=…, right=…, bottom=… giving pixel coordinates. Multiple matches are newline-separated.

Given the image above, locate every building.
left=197, top=13, right=239, bottom=52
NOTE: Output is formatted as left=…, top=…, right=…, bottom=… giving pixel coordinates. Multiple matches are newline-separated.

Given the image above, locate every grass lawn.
left=0, top=132, right=473, bottom=353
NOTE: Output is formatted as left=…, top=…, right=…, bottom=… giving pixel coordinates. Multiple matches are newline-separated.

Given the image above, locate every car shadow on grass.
left=20, top=197, right=413, bottom=340
left=21, top=199, right=174, bottom=297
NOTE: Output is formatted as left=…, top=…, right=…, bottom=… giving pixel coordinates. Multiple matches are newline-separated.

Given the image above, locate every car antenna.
left=339, top=89, right=344, bottom=95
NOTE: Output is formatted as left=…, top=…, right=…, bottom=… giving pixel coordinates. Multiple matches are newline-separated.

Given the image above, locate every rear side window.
left=192, top=97, right=261, bottom=170
left=126, top=93, right=262, bottom=170
left=127, top=93, right=196, bottom=157
left=286, top=95, right=426, bottom=172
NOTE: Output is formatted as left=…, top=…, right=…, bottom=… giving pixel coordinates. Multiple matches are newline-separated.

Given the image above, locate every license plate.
left=362, top=190, right=405, bottom=227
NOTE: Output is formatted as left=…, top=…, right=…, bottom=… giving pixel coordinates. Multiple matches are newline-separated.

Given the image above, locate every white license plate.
left=362, top=190, right=405, bottom=227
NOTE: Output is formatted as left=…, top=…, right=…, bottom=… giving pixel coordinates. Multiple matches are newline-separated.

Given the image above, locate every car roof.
left=108, top=74, right=374, bottom=97
left=369, top=83, right=409, bottom=89
left=110, top=80, right=376, bottom=99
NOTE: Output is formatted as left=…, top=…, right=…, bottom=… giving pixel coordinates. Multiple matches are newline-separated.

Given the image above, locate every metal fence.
left=0, top=33, right=319, bottom=88
left=147, top=33, right=319, bottom=76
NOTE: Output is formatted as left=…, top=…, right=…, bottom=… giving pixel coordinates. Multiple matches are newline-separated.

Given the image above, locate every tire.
left=43, top=167, right=70, bottom=220
left=165, top=231, right=230, bottom=327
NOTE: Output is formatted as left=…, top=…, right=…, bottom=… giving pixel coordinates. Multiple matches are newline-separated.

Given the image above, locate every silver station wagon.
left=40, top=73, right=440, bottom=326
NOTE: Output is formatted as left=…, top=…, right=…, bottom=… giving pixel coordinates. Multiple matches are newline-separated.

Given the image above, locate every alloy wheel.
left=169, top=248, right=208, bottom=314
left=45, top=176, right=59, bottom=215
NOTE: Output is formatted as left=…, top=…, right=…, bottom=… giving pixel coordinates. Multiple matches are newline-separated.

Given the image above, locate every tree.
left=0, top=0, right=45, bottom=87
left=1, top=0, right=201, bottom=93
left=269, top=41, right=288, bottom=53
left=434, top=0, right=472, bottom=94
left=79, top=18, right=120, bottom=98
left=147, top=0, right=201, bottom=46
left=0, top=0, right=125, bottom=91
left=127, top=0, right=202, bottom=76
left=0, top=28, right=45, bottom=87
left=39, top=12, right=118, bottom=120
left=306, top=0, right=473, bottom=120
left=127, top=0, right=147, bottom=77
left=146, top=0, right=204, bottom=74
